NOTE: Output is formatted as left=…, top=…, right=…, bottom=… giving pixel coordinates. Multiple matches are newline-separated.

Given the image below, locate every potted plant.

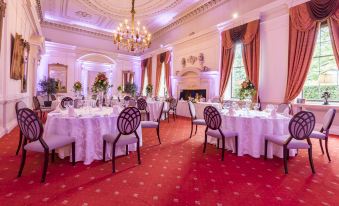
left=124, top=82, right=138, bottom=97
left=39, top=77, right=58, bottom=107
left=146, top=84, right=153, bottom=97
left=321, top=91, right=331, bottom=105
left=73, top=81, right=82, bottom=97
left=117, top=85, right=123, bottom=93
left=239, top=79, right=257, bottom=101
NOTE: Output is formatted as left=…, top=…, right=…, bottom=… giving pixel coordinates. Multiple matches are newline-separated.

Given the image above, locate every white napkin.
left=68, top=107, right=76, bottom=117
left=271, top=109, right=277, bottom=118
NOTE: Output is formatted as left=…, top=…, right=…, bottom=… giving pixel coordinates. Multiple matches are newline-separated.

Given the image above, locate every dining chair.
left=264, top=111, right=316, bottom=174
left=32, top=96, right=54, bottom=119
left=188, top=101, right=206, bottom=138
left=163, top=98, right=178, bottom=122
left=309, top=108, right=336, bottom=162
left=102, top=107, right=141, bottom=173
left=51, top=94, right=57, bottom=101
left=17, top=108, right=76, bottom=182
left=203, top=106, right=238, bottom=161
left=137, top=98, right=150, bottom=120
left=141, top=102, right=164, bottom=144
left=15, top=101, right=27, bottom=155
left=277, top=103, right=292, bottom=114
left=61, top=97, right=74, bottom=109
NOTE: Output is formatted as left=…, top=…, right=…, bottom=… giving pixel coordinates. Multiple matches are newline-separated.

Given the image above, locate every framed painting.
left=48, top=63, right=67, bottom=93
left=21, top=42, right=30, bottom=93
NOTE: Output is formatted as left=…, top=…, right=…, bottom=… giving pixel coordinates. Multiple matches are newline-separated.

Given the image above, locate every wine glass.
left=253, top=103, right=260, bottom=111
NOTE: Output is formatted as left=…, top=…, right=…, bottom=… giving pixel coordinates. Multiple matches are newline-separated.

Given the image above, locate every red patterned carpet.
left=0, top=117, right=339, bottom=206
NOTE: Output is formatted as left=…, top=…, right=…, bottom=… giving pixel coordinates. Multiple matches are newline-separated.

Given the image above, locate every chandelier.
left=113, top=0, right=151, bottom=52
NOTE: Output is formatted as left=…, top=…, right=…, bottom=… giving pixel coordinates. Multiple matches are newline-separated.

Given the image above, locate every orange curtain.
left=140, top=59, right=147, bottom=94
left=284, top=0, right=339, bottom=102
left=242, top=20, right=260, bottom=102
left=328, top=8, right=339, bottom=68
left=219, top=30, right=234, bottom=98
left=164, top=51, right=172, bottom=97
left=284, top=3, right=318, bottom=102
left=155, top=54, right=163, bottom=96
left=147, top=57, right=152, bottom=85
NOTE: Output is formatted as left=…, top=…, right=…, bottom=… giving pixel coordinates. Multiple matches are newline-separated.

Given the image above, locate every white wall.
left=37, top=41, right=141, bottom=97
left=0, top=0, right=43, bottom=137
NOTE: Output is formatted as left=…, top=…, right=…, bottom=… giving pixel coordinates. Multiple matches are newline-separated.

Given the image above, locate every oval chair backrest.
left=137, top=98, right=147, bottom=110
left=188, top=101, right=196, bottom=119
left=17, top=108, right=43, bottom=142
left=61, top=97, right=73, bottom=109
left=204, top=106, right=222, bottom=130
left=124, top=96, right=131, bottom=101
left=15, top=101, right=27, bottom=114
left=32, top=96, right=41, bottom=110
left=289, top=111, right=315, bottom=140
left=322, top=108, right=336, bottom=131
left=169, top=98, right=177, bottom=109
left=117, top=107, right=141, bottom=135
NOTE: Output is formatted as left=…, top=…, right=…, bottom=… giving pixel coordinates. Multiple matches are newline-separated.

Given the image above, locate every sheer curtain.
left=158, top=63, right=167, bottom=97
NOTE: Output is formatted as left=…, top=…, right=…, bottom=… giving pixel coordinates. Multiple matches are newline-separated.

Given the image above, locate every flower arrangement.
left=73, top=81, right=82, bottom=92
left=321, top=91, right=331, bottom=105
left=39, top=77, right=58, bottom=101
left=124, top=82, right=137, bottom=96
left=117, top=85, right=123, bottom=93
left=239, top=79, right=256, bottom=100
left=91, top=72, right=112, bottom=94
left=146, top=84, right=153, bottom=96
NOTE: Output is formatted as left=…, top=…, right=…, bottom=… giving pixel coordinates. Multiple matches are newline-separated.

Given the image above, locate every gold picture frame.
left=48, top=63, right=67, bottom=93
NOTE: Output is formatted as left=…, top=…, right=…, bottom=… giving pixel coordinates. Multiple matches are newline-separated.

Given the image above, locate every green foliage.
left=303, top=85, right=339, bottom=101
left=117, top=85, right=123, bottom=92
left=146, top=84, right=153, bottom=95
left=39, top=78, right=57, bottom=95
left=124, top=82, right=138, bottom=96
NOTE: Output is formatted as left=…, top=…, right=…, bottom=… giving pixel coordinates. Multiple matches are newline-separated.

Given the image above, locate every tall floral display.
left=239, top=79, right=256, bottom=101
left=91, top=73, right=112, bottom=107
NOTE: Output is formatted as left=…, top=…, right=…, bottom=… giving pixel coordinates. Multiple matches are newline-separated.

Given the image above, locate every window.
left=142, top=68, right=148, bottom=96
left=303, top=23, right=339, bottom=101
left=231, top=43, right=247, bottom=99
left=158, top=63, right=167, bottom=97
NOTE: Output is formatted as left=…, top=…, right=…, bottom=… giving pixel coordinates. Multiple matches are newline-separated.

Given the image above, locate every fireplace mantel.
left=171, top=67, right=219, bottom=100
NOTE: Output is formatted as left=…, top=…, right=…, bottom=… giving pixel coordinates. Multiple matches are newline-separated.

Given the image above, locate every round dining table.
left=207, top=109, right=296, bottom=159
left=147, top=101, right=168, bottom=121
left=43, top=107, right=143, bottom=165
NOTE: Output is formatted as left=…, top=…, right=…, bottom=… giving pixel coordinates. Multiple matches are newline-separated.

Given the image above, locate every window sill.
left=293, top=102, right=339, bottom=111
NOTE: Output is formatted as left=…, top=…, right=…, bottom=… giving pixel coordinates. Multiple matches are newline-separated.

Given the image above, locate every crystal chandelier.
left=113, top=0, right=151, bottom=52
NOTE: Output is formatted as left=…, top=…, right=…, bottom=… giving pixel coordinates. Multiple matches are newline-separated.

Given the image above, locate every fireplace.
left=179, top=89, right=206, bottom=100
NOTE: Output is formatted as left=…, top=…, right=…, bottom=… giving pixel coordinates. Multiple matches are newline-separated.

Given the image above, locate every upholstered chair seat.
left=193, top=119, right=206, bottom=125
left=141, top=121, right=159, bottom=128
left=265, top=135, right=310, bottom=149
left=309, top=131, right=326, bottom=139
left=103, top=134, right=138, bottom=146
left=206, top=129, right=238, bottom=139
left=24, top=135, right=75, bottom=152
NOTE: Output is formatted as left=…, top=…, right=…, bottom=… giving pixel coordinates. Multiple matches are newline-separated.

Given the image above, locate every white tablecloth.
left=207, top=110, right=295, bottom=159
left=176, top=101, right=221, bottom=119
left=147, top=101, right=168, bottom=121
left=43, top=107, right=142, bottom=165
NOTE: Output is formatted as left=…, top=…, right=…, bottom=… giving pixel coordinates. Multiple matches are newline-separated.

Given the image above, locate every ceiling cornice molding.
left=152, top=0, right=228, bottom=40
left=35, top=0, right=228, bottom=41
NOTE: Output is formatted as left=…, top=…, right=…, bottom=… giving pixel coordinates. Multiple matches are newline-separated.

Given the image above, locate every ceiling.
left=38, top=0, right=222, bottom=37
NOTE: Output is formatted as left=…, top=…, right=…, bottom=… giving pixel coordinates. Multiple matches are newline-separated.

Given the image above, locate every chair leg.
left=283, top=147, right=288, bottom=174
left=325, top=139, right=331, bottom=162
left=51, top=149, right=55, bottom=163
left=194, top=125, right=198, bottom=135
left=137, top=141, right=141, bottom=165
left=189, top=122, right=193, bottom=138
left=16, top=131, right=23, bottom=155
left=41, top=150, right=49, bottom=183
left=125, top=145, right=128, bottom=156
left=167, top=112, right=169, bottom=123
left=235, top=136, right=238, bottom=156
left=103, top=140, right=106, bottom=162
left=264, top=140, right=268, bottom=160
left=17, top=149, right=27, bottom=178
left=112, top=144, right=116, bottom=173
left=221, top=137, right=225, bottom=161
left=203, top=133, right=207, bottom=153
left=308, top=147, right=316, bottom=174
left=286, top=149, right=290, bottom=160
left=72, top=142, right=75, bottom=166
left=156, top=127, right=161, bottom=144
left=319, top=139, right=324, bottom=154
